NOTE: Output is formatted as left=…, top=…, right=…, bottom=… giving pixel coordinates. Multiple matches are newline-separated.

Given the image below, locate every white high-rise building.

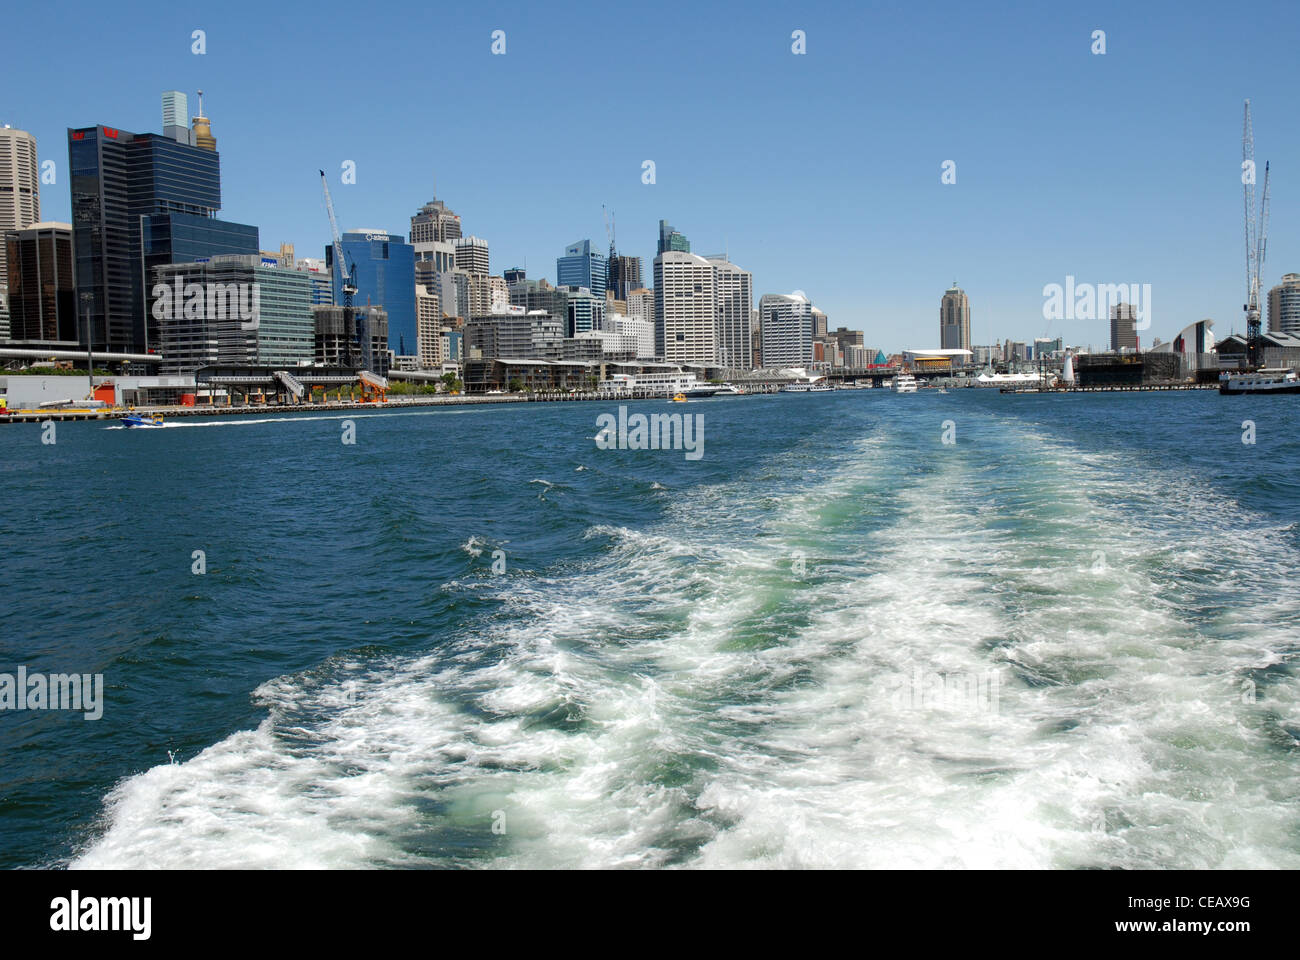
left=0, top=126, right=40, bottom=338
left=1268, top=273, right=1300, bottom=336
left=760, top=292, right=814, bottom=368
left=416, top=283, right=443, bottom=368
left=654, top=252, right=716, bottom=364
left=707, top=256, right=754, bottom=370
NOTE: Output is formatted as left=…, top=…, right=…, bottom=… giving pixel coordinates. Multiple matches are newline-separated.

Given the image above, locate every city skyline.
left=2, top=1, right=1298, bottom=353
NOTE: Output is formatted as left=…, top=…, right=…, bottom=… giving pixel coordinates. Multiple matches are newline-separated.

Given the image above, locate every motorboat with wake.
left=120, top=412, right=165, bottom=428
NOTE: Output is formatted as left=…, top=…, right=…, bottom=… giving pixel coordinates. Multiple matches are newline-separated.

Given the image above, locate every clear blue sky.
left=5, top=0, right=1297, bottom=352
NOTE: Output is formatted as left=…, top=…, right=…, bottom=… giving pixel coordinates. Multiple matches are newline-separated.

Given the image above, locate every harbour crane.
left=319, top=170, right=367, bottom=370
left=1242, top=101, right=1271, bottom=369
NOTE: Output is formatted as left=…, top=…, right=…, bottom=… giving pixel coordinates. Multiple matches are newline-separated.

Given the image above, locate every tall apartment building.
left=940, top=282, right=970, bottom=351
left=654, top=252, right=716, bottom=364
left=707, top=256, right=754, bottom=369
left=453, top=236, right=489, bottom=275
left=416, top=283, right=443, bottom=367
left=68, top=111, right=259, bottom=354
left=1268, top=273, right=1300, bottom=336
left=760, top=292, right=814, bottom=368
left=1110, top=303, right=1138, bottom=352
left=0, top=126, right=41, bottom=338
left=3, top=222, right=76, bottom=342
left=557, top=239, right=607, bottom=297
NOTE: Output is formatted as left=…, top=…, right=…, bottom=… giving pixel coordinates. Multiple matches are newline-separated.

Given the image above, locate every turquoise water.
left=1, top=390, right=1297, bottom=868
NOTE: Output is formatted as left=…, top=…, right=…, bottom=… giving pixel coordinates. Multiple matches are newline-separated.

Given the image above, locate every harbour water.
left=1, top=390, right=1297, bottom=869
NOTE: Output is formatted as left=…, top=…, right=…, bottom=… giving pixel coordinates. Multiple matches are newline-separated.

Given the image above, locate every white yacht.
left=598, top=371, right=718, bottom=397
left=892, top=374, right=918, bottom=393
left=1219, top=368, right=1300, bottom=395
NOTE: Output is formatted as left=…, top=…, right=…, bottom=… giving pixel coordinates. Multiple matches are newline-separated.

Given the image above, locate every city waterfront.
left=2, top=389, right=1297, bottom=869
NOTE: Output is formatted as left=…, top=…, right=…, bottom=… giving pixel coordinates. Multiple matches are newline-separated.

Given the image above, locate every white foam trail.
left=73, top=403, right=1300, bottom=869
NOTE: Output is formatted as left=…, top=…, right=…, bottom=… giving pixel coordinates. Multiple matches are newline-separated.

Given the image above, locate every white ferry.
left=1219, top=368, right=1300, bottom=395
left=598, top=371, right=718, bottom=398
left=892, top=374, right=918, bottom=393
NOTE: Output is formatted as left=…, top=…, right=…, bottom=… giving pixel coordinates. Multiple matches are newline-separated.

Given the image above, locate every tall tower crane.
left=319, top=170, right=367, bottom=370
left=1242, top=101, right=1271, bottom=369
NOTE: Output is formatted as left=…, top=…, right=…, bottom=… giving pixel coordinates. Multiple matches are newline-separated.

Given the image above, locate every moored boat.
left=1219, top=368, right=1300, bottom=395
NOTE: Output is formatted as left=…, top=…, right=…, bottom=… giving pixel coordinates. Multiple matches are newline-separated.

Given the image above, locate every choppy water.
left=1, top=390, right=1298, bottom=869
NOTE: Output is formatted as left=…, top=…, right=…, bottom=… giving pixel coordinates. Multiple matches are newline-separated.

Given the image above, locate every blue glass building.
left=68, top=124, right=258, bottom=354
left=556, top=239, right=607, bottom=298
left=328, top=230, right=417, bottom=357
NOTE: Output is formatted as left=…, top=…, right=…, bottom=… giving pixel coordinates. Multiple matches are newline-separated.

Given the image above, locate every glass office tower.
left=68, top=124, right=258, bottom=354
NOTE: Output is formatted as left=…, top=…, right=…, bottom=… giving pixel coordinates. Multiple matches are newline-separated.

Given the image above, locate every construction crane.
left=319, top=170, right=367, bottom=370
left=1242, top=101, right=1271, bottom=369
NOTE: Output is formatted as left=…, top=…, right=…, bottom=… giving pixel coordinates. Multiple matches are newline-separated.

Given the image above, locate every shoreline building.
left=3, top=222, right=76, bottom=343
left=68, top=101, right=259, bottom=356
left=1268, top=273, right=1300, bottom=336
left=707, top=255, right=754, bottom=370
left=0, top=126, right=41, bottom=339
left=151, top=254, right=314, bottom=375
left=654, top=250, right=715, bottom=364
left=940, top=282, right=970, bottom=351
left=760, top=292, right=814, bottom=368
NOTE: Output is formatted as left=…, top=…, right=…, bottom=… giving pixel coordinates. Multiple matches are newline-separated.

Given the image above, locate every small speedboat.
left=670, top=393, right=688, bottom=403
left=121, top=412, right=165, bottom=428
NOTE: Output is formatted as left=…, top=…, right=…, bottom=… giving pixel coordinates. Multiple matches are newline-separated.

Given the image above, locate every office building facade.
left=0, top=126, right=41, bottom=338
left=708, top=256, right=753, bottom=369
left=68, top=119, right=258, bottom=354
left=760, top=292, right=814, bottom=367
left=654, top=251, right=715, bottom=364
left=4, top=222, right=76, bottom=342
left=328, top=229, right=416, bottom=355
left=1110, top=303, right=1138, bottom=352
left=940, top=282, right=970, bottom=351
left=607, top=254, right=642, bottom=301
left=557, top=239, right=607, bottom=298
left=453, top=236, right=489, bottom=276
left=1268, top=273, right=1300, bottom=336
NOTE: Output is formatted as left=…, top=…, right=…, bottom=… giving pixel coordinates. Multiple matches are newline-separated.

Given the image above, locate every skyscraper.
left=0, top=126, right=40, bottom=338
left=607, top=254, right=642, bottom=301
left=4, top=222, right=76, bottom=342
left=654, top=251, right=714, bottom=363
left=69, top=114, right=259, bottom=354
left=557, top=239, right=607, bottom=298
left=328, top=229, right=417, bottom=356
left=940, top=282, right=970, bottom=351
left=1110, top=303, right=1138, bottom=352
left=657, top=220, right=690, bottom=254
left=707, top=256, right=754, bottom=369
left=760, top=292, right=814, bottom=368
left=410, top=196, right=462, bottom=243
left=1268, top=273, right=1300, bottom=336
left=161, top=91, right=192, bottom=144
left=453, top=236, right=489, bottom=275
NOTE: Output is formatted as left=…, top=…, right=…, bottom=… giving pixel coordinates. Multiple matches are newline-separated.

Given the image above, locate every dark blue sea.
left=1, top=390, right=1297, bottom=868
